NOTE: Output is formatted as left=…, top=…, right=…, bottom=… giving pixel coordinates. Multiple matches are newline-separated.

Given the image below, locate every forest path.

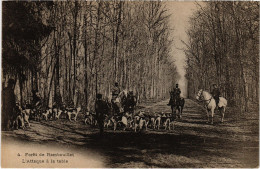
left=2, top=99, right=259, bottom=168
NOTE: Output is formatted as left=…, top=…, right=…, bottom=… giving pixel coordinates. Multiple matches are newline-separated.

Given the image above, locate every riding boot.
left=167, top=99, right=172, bottom=106
left=216, top=100, right=219, bottom=110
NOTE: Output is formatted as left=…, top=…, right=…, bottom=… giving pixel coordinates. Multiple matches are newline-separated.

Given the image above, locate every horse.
left=124, top=92, right=137, bottom=114
left=196, top=89, right=227, bottom=124
left=169, top=93, right=185, bottom=119
left=113, top=90, right=128, bottom=114
left=105, top=92, right=131, bottom=130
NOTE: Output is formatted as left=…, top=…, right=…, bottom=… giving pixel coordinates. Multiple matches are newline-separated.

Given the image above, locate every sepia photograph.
left=1, top=0, right=259, bottom=168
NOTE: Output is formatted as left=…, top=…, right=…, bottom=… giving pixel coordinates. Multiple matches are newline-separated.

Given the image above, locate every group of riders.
left=2, top=78, right=222, bottom=134
left=95, top=82, right=221, bottom=135
left=167, top=83, right=221, bottom=107
left=95, top=82, right=137, bottom=135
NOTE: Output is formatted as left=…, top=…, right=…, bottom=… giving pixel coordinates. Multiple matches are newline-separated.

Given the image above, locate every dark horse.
left=169, top=92, right=185, bottom=119
left=124, top=91, right=137, bottom=114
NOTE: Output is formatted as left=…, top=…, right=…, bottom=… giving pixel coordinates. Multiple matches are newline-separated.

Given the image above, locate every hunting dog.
left=42, top=108, right=52, bottom=121
left=163, top=113, right=175, bottom=130
left=132, top=111, right=149, bottom=132
left=154, top=112, right=174, bottom=130
left=54, top=108, right=64, bottom=120
left=154, top=112, right=162, bottom=130
left=22, top=108, right=32, bottom=127
left=11, top=105, right=25, bottom=129
left=84, top=111, right=97, bottom=126
left=105, top=113, right=131, bottom=131
left=65, top=107, right=81, bottom=121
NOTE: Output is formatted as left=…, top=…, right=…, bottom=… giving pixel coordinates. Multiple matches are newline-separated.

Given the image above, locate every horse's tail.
left=180, top=98, right=185, bottom=107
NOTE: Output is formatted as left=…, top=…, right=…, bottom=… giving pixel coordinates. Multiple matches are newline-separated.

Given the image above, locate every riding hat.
left=96, top=93, right=102, bottom=99
left=8, top=79, right=15, bottom=85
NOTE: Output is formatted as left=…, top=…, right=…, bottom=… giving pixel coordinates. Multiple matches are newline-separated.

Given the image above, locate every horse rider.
left=112, top=82, right=120, bottom=102
left=167, top=84, right=181, bottom=106
left=126, top=91, right=137, bottom=113
left=211, top=84, right=221, bottom=108
left=95, top=93, right=109, bottom=136
left=173, top=84, right=181, bottom=102
left=111, top=82, right=120, bottom=113
left=32, top=90, right=41, bottom=108
left=2, top=79, right=16, bottom=131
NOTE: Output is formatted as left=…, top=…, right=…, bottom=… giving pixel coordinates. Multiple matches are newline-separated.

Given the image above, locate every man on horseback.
left=211, top=84, right=220, bottom=108
left=125, top=91, right=137, bottom=113
left=173, top=84, right=181, bottom=103
left=112, top=82, right=120, bottom=101
left=167, top=84, right=181, bottom=106
left=111, top=82, right=121, bottom=114
left=32, top=90, right=41, bottom=108
left=167, top=83, right=185, bottom=119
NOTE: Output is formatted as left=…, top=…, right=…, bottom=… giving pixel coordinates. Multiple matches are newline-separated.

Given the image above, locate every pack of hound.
left=84, top=110, right=176, bottom=132
left=12, top=103, right=82, bottom=130
left=12, top=104, right=175, bottom=132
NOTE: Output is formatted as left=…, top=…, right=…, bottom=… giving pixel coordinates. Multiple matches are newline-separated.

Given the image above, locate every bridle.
left=197, top=90, right=213, bottom=107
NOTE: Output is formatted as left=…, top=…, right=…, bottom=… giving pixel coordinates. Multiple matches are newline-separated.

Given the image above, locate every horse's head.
left=196, top=89, right=212, bottom=101
left=116, top=90, right=127, bottom=103
left=196, top=89, right=203, bottom=100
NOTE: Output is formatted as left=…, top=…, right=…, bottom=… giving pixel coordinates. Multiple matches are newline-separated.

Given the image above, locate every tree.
left=185, top=2, right=259, bottom=112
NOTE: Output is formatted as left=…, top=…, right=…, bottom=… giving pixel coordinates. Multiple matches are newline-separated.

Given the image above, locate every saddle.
left=170, top=97, right=181, bottom=105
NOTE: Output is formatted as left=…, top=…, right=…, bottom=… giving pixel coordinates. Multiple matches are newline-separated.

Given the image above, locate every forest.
left=2, top=1, right=178, bottom=110
left=185, top=2, right=259, bottom=113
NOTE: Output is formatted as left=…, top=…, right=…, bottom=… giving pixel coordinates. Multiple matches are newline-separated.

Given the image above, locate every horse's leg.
left=172, top=106, right=176, bottom=119
left=145, top=121, right=148, bottom=131
left=221, top=107, right=225, bottom=123
left=134, top=122, right=138, bottom=132
left=180, top=106, right=183, bottom=119
left=113, top=122, right=117, bottom=131
left=206, top=109, right=210, bottom=124
left=211, top=108, right=214, bottom=125
left=177, top=106, right=181, bottom=119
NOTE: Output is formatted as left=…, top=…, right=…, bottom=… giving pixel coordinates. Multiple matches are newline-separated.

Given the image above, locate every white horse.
left=115, top=90, right=128, bottom=103
left=196, top=89, right=227, bottom=124
left=114, top=89, right=128, bottom=113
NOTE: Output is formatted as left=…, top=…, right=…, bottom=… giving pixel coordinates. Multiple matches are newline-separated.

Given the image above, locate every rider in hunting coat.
left=168, top=84, right=181, bottom=106
left=125, top=91, right=137, bottom=113
left=173, top=84, right=181, bottom=100
left=211, top=84, right=221, bottom=107
left=112, top=82, right=120, bottom=102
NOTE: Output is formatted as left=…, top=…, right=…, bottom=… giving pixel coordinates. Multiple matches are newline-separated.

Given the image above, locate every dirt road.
left=2, top=99, right=259, bottom=168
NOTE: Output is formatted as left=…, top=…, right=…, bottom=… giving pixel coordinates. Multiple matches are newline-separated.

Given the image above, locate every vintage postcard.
left=1, top=1, right=259, bottom=168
